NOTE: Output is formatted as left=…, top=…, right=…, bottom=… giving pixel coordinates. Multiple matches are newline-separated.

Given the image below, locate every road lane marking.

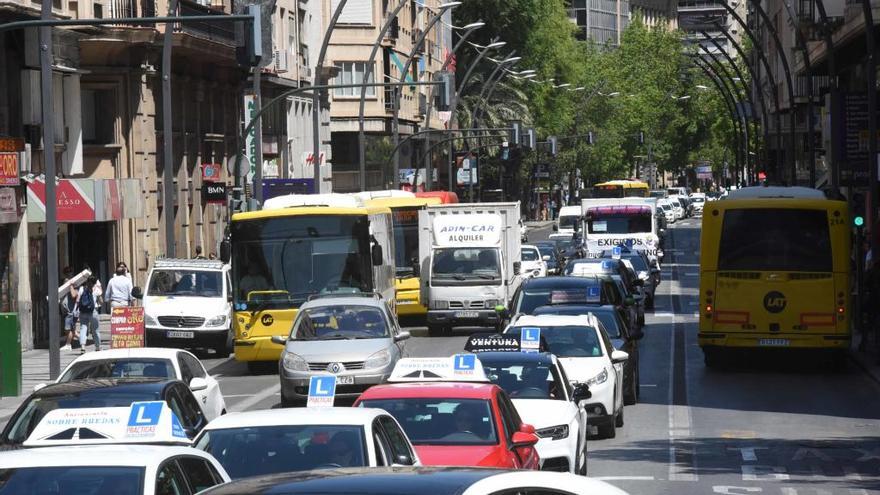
left=639, top=384, right=657, bottom=387
left=229, top=383, right=281, bottom=412
left=667, top=251, right=697, bottom=482
left=728, top=447, right=765, bottom=462
left=741, top=465, right=790, bottom=481
left=721, top=430, right=757, bottom=439
left=595, top=476, right=655, bottom=481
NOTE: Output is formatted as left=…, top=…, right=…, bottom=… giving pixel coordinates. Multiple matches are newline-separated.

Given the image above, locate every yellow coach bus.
left=229, top=194, right=395, bottom=371
left=698, top=187, right=850, bottom=366
left=361, top=195, right=442, bottom=318
left=593, top=179, right=650, bottom=198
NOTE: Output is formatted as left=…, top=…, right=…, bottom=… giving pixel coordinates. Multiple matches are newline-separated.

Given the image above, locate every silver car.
left=274, top=295, right=410, bottom=407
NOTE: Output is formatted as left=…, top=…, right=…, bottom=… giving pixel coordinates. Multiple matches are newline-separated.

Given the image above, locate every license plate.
left=167, top=330, right=194, bottom=339
left=336, top=376, right=354, bottom=385
left=758, top=338, right=789, bottom=347
left=454, top=311, right=479, bottom=319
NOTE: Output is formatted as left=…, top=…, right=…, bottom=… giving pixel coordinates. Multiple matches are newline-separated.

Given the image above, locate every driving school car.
left=354, top=356, right=541, bottom=470
left=464, top=333, right=590, bottom=474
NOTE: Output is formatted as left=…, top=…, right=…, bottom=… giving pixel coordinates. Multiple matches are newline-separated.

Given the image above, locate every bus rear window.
left=717, top=208, right=832, bottom=272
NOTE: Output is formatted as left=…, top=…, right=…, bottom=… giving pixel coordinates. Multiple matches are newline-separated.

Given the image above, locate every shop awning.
left=26, top=178, right=144, bottom=223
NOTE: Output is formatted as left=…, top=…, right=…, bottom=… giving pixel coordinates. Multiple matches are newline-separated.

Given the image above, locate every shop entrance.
left=67, top=222, right=113, bottom=289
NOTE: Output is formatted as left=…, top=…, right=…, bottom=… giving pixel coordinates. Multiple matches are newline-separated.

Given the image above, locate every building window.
left=334, top=62, right=375, bottom=97
left=81, top=88, right=117, bottom=145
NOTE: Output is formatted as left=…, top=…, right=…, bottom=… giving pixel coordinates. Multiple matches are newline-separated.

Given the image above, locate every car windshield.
left=565, top=260, right=614, bottom=276
left=291, top=305, right=389, bottom=340
left=147, top=270, right=222, bottom=297
left=532, top=307, right=622, bottom=339
left=194, top=425, right=366, bottom=479
left=431, top=248, right=501, bottom=281
left=622, top=255, right=648, bottom=271
left=553, top=238, right=574, bottom=250
left=536, top=245, right=556, bottom=257
left=508, top=326, right=603, bottom=357
left=3, top=391, right=162, bottom=444
left=515, top=287, right=600, bottom=314
left=359, top=398, right=498, bottom=446
left=0, top=466, right=145, bottom=494
left=558, top=215, right=579, bottom=229
left=521, top=248, right=540, bottom=261
left=59, top=359, right=175, bottom=381
left=481, top=360, right=566, bottom=400
left=392, top=207, right=420, bottom=277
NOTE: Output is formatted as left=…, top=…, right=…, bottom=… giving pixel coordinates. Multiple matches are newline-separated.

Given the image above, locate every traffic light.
left=523, top=128, right=536, bottom=150
left=510, top=122, right=521, bottom=146
left=586, top=131, right=595, bottom=145
left=235, top=4, right=263, bottom=67
left=854, top=215, right=865, bottom=228
left=548, top=136, right=557, bottom=156
left=436, top=71, right=455, bottom=111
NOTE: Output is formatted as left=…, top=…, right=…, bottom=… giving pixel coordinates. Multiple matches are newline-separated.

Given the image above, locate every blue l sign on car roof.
left=520, top=327, right=541, bottom=353
left=127, top=402, right=163, bottom=427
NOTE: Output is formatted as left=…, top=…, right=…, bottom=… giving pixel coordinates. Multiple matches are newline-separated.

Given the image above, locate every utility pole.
left=40, top=0, right=60, bottom=379
left=161, top=0, right=178, bottom=255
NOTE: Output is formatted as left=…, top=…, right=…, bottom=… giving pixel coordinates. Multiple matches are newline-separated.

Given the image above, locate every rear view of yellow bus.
left=593, top=179, right=650, bottom=198
left=699, top=187, right=850, bottom=366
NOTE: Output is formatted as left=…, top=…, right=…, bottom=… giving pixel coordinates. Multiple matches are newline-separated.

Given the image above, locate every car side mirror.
left=611, top=350, right=629, bottom=363
left=572, top=384, right=591, bottom=402
left=220, top=239, right=231, bottom=263
left=513, top=261, right=521, bottom=275
left=131, top=286, right=143, bottom=299
left=372, top=244, right=384, bottom=266
left=542, top=255, right=550, bottom=261
left=271, top=335, right=287, bottom=345
left=511, top=426, right=539, bottom=448
left=495, top=305, right=509, bottom=319
left=395, top=331, right=411, bottom=342
left=189, top=377, right=208, bottom=392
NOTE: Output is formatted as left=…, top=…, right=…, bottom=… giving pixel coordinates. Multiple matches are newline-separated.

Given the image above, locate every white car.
left=668, top=195, right=685, bottom=220
left=657, top=200, right=676, bottom=224
left=689, top=193, right=706, bottom=214
left=0, top=445, right=230, bottom=494
left=50, top=347, right=227, bottom=420
left=506, top=315, right=628, bottom=439
left=474, top=349, right=590, bottom=474
left=194, top=407, right=421, bottom=479
left=142, top=258, right=233, bottom=357
left=520, top=245, right=547, bottom=278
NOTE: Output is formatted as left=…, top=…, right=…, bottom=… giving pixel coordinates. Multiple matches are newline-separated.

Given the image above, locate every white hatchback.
left=0, top=444, right=229, bottom=494
left=520, top=245, right=547, bottom=278
left=194, top=407, right=421, bottom=479
left=506, top=314, right=628, bottom=440
left=50, top=347, right=227, bottom=420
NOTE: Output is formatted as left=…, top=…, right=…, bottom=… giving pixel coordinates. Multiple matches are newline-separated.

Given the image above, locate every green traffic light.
left=854, top=216, right=865, bottom=227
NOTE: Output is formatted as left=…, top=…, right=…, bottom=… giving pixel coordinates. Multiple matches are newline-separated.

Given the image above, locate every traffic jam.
left=0, top=184, right=698, bottom=494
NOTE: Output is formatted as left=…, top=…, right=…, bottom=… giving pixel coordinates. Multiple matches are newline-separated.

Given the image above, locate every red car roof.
left=357, top=382, right=498, bottom=401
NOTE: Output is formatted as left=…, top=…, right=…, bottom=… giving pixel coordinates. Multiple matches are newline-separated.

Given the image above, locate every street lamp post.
left=446, top=39, right=505, bottom=191
left=356, top=0, right=411, bottom=192
left=420, top=21, right=484, bottom=191
left=692, top=57, right=747, bottom=185
left=311, top=0, right=349, bottom=193
left=469, top=54, right=521, bottom=128
left=391, top=1, right=461, bottom=190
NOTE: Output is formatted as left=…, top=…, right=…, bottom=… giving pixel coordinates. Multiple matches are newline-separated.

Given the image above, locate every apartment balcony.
left=174, top=0, right=235, bottom=45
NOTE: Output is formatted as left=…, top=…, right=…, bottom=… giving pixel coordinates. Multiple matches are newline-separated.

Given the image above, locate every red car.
left=354, top=382, right=540, bottom=469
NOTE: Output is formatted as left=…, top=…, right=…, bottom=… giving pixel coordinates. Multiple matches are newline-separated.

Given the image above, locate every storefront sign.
left=201, top=163, right=221, bottom=181
left=110, top=307, right=145, bottom=349
left=0, top=188, right=19, bottom=224
left=202, top=181, right=227, bottom=204
left=0, top=138, right=24, bottom=152
left=27, top=178, right=96, bottom=222
left=0, top=153, right=19, bottom=186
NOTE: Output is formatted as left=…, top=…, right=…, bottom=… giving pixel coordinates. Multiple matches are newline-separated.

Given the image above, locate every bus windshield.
left=392, top=207, right=420, bottom=278
left=717, top=208, right=832, bottom=272
left=231, top=215, right=373, bottom=309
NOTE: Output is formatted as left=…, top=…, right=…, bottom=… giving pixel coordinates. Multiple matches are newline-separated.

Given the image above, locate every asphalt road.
left=203, top=218, right=880, bottom=494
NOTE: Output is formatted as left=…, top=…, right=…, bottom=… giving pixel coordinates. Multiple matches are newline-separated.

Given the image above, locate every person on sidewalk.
left=194, top=246, right=206, bottom=259
left=76, top=276, right=102, bottom=354
left=60, top=277, right=79, bottom=351
left=105, top=262, right=133, bottom=308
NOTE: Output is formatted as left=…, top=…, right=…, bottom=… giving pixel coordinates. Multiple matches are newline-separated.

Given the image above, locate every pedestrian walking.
left=76, top=275, right=102, bottom=354
left=105, top=262, right=134, bottom=308
left=194, top=246, right=206, bottom=259
left=60, top=277, right=79, bottom=351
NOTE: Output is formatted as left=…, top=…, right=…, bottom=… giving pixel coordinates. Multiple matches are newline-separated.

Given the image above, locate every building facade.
left=567, top=0, right=632, bottom=46
left=322, top=0, right=451, bottom=192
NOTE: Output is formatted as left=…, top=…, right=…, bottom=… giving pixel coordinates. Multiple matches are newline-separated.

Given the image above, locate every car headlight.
left=484, top=299, right=499, bottom=309
left=535, top=424, right=570, bottom=440
left=281, top=352, right=309, bottom=372
left=364, top=348, right=392, bottom=369
left=206, top=315, right=228, bottom=327
left=638, top=271, right=649, bottom=281
left=585, top=368, right=609, bottom=387
left=144, top=314, right=158, bottom=326
left=430, top=300, right=448, bottom=310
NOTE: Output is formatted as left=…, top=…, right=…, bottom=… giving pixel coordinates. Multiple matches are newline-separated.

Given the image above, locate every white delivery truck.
left=580, top=198, right=663, bottom=260
left=419, top=202, right=522, bottom=336
left=554, top=205, right=583, bottom=235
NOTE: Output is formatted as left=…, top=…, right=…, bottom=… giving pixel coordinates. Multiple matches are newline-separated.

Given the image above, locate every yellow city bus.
left=593, top=179, right=650, bottom=198
left=229, top=194, right=395, bottom=370
left=363, top=196, right=442, bottom=318
left=698, top=187, right=850, bottom=366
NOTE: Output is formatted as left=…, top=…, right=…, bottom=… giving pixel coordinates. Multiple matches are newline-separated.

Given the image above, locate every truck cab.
left=419, top=203, right=522, bottom=336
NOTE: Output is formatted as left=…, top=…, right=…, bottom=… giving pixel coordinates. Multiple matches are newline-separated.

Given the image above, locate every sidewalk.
left=0, top=315, right=110, bottom=421
left=525, top=220, right=555, bottom=228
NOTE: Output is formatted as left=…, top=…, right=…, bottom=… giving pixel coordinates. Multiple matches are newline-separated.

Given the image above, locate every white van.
left=142, top=258, right=233, bottom=357
left=554, top=205, right=582, bottom=235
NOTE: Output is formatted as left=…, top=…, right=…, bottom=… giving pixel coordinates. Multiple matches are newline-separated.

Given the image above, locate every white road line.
left=639, top=384, right=657, bottom=387
left=595, top=476, right=655, bottom=481
left=668, top=246, right=697, bottom=482
left=229, top=383, right=281, bottom=412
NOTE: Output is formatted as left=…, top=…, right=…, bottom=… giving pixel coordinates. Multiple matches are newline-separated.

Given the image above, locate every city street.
left=204, top=219, right=880, bottom=494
